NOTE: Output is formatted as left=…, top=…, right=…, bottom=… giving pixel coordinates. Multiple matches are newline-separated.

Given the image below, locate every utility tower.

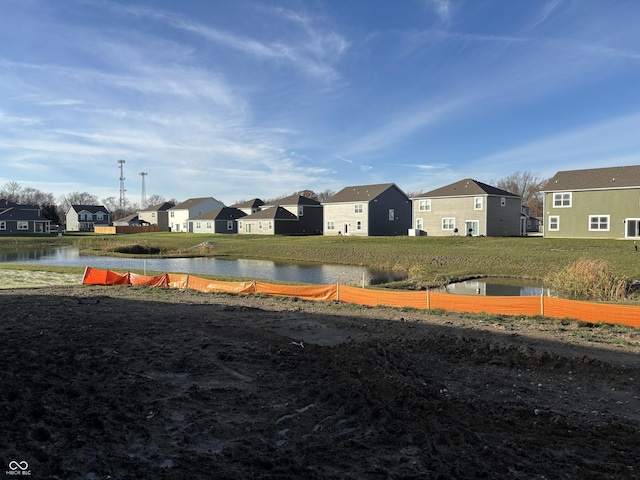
left=118, top=159, right=126, bottom=211
left=139, top=171, right=148, bottom=208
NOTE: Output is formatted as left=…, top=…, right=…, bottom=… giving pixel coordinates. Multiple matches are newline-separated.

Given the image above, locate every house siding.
left=368, top=188, right=412, bottom=236
left=544, top=188, right=640, bottom=238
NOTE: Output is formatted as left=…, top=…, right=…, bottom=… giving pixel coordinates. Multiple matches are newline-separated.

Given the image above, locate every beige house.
left=411, top=179, right=522, bottom=236
left=138, top=202, right=175, bottom=232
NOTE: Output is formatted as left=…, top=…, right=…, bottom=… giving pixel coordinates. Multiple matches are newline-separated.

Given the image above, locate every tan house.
left=542, top=165, right=640, bottom=239
left=138, top=202, right=175, bottom=232
left=411, top=179, right=522, bottom=236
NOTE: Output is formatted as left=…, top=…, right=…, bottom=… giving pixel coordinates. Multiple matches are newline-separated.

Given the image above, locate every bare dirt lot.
left=2, top=285, right=640, bottom=479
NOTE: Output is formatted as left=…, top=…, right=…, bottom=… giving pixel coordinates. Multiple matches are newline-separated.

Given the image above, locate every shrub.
left=545, top=259, right=630, bottom=301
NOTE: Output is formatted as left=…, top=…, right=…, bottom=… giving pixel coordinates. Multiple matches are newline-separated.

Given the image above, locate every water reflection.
left=0, top=246, right=405, bottom=286
left=443, top=278, right=547, bottom=296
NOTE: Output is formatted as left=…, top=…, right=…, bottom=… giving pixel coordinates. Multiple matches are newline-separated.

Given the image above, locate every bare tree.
left=492, top=171, right=547, bottom=218
left=57, top=191, right=99, bottom=224
left=1, top=181, right=22, bottom=202
left=145, top=194, right=167, bottom=207
left=315, top=189, right=336, bottom=202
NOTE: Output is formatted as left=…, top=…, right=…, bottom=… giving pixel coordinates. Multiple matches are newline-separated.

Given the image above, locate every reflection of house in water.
left=445, top=278, right=543, bottom=296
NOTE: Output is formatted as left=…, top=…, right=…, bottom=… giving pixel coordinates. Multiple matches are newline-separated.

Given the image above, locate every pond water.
left=0, top=246, right=405, bottom=286
left=443, top=277, right=548, bottom=296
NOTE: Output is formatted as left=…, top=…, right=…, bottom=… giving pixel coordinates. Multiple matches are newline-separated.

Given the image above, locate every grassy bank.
left=2, top=233, right=640, bottom=285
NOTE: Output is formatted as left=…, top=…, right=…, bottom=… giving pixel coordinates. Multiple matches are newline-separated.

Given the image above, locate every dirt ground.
left=2, top=285, right=640, bottom=479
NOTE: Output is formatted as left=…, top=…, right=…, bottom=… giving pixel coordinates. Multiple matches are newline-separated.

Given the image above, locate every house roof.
left=263, top=195, right=320, bottom=207
left=170, top=197, right=223, bottom=210
left=70, top=205, right=109, bottom=214
left=543, top=165, right=640, bottom=191
left=231, top=198, right=265, bottom=209
left=0, top=206, right=48, bottom=221
left=323, top=183, right=401, bottom=203
left=140, top=201, right=175, bottom=212
left=242, top=206, right=298, bottom=221
left=190, top=207, right=247, bottom=221
left=414, top=179, right=519, bottom=198
left=113, top=213, right=141, bottom=224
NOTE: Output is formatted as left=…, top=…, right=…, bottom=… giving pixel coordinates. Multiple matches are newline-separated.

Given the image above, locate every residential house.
left=231, top=198, right=265, bottom=216
left=522, top=205, right=542, bottom=234
left=188, top=207, right=246, bottom=234
left=112, top=213, right=150, bottom=227
left=168, top=197, right=225, bottom=232
left=322, top=183, right=411, bottom=236
left=138, top=202, right=175, bottom=231
left=542, top=165, right=640, bottom=239
left=0, top=200, right=51, bottom=234
left=65, top=205, right=110, bottom=232
left=238, top=195, right=323, bottom=235
left=411, top=179, right=522, bottom=236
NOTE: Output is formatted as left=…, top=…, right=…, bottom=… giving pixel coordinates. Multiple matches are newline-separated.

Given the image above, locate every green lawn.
left=2, top=233, right=639, bottom=286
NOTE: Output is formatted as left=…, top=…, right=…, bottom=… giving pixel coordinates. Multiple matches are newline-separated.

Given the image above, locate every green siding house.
left=542, top=165, right=640, bottom=239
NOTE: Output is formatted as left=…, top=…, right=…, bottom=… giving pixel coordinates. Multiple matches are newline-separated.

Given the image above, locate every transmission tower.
left=139, top=171, right=148, bottom=208
left=118, top=159, right=126, bottom=211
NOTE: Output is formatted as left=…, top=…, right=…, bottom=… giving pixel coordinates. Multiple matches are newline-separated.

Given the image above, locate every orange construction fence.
left=82, top=267, right=640, bottom=328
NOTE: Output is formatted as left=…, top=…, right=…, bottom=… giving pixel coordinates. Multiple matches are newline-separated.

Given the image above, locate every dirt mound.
left=1, top=286, right=639, bottom=479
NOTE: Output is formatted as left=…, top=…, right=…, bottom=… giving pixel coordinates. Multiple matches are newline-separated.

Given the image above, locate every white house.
left=168, top=197, right=225, bottom=232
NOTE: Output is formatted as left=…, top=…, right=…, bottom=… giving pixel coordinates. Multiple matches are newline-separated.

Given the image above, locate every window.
left=170, top=211, right=174, bottom=217
left=227, top=221, right=233, bottom=230
left=419, top=199, right=431, bottom=211
left=151, top=212, right=156, bottom=218
left=268, top=221, right=273, bottom=230
left=97, top=213, right=104, bottom=220
left=553, top=193, right=572, bottom=207
left=589, top=215, right=609, bottom=231
left=238, top=221, right=243, bottom=229
left=80, top=213, right=87, bottom=220
left=17, top=221, right=28, bottom=230
left=416, top=218, right=423, bottom=230
left=206, top=222, right=212, bottom=229
left=548, top=216, right=559, bottom=231
left=327, top=220, right=335, bottom=230
left=298, top=207, right=304, bottom=216
left=356, top=221, right=362, bottom=230
left=258, top=221, right=263, bottom=230
left=442, top=218, right=455, bottom=230
left=389, top=209, right=395, bottom=221
left=500, top=197, right=506, bottom=207
left=0, top=221, right=5, bottom=230
left=474, top=197, right=483, bottom=210
left=354, top=204, right=363, bottom=214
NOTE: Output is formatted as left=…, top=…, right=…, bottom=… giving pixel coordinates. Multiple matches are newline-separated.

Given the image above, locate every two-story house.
left=168, top=197, right=225, bottom=232
left=238, top=195, right=322, bottom=235
left=411, top=179, right=522, bottom=236
left=542, top=165, right=640, bottom=239
left=0, top=200, right=51, bottom=234
left=65, top=205, right=110, bottom=232
left=138, top=202, right=175, bottom=232
left=322, top=183, right=411, bottom=236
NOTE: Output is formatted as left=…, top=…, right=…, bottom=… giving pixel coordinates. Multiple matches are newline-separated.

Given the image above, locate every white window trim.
left=500, top=197, right=506, bottom=207
left=474, top=197, right=483, bottom=210
left=548, top=215, right=560, bottom=231
left=0, top=221, right=6, bottom=230
left=419, top=199, right=431, bottom=212
left=588, top=214, right=610, bottom=232
left=17, top=221, right=29, bottom=230
left=442, top=218, right=455, bottom=230
left=354, top=204, right=363, bottom=214
left=553, top=192, right=572, bottom=208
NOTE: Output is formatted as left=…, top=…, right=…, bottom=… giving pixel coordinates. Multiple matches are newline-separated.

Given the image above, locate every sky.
left=2, top=0, right=640, bottom=206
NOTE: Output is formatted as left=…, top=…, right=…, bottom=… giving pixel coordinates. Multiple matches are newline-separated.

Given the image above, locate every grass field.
left=2, top=232, right=639, bottom=285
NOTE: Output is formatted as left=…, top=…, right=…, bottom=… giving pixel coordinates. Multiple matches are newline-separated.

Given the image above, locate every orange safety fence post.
left=255, top=282, right=338, bottom=301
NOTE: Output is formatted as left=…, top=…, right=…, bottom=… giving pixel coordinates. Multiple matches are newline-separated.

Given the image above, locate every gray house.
left=138, top=202, right=175, bottom=231
left=238, top=195, right=323, bottom=235
left=411, top=179, right=522, bottom=236
left=542, top=165, right=640, bottom=239
left=322, top=183, right=411, bottom=236
left=0, top=200, right=51, bottom=234
left=65, top=205, right=110, bottom=232
left=188, top=207, right=246, bottom=234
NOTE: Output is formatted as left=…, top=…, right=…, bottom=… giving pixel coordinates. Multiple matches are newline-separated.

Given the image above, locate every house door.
left=343, top=223, right=349, bottom=235
left=626, top=219, right=640, bottom=238
left=245, top=223, right=252, bottom=233
left=465, top=220, right=479, bottom=236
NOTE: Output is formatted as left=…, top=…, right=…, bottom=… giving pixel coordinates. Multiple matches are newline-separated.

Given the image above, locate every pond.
left=443, top=277, right=550, bottom=296
left=0, top=246, right=406, bottom=286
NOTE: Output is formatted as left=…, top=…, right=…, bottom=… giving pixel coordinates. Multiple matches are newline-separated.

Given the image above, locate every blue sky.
left=2, top=0, right=640, bottom=206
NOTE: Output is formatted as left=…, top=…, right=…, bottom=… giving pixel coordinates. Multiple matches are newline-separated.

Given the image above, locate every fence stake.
left=540, top=292, right=544, bottom=316
left=427, top=289, right=430, bottom=311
